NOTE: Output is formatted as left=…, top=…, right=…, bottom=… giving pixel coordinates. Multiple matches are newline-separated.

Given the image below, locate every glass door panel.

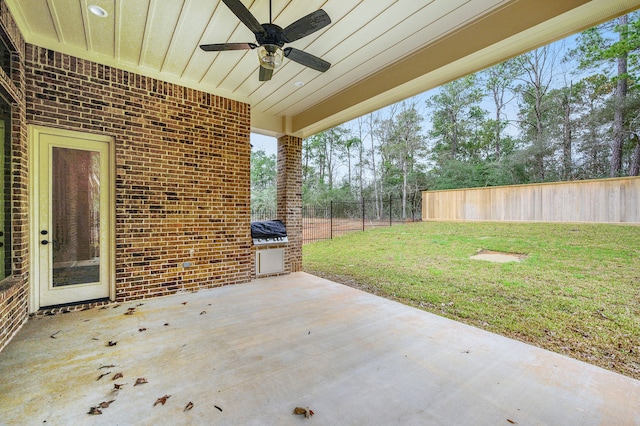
left=51, top=147, right=101, bottom=287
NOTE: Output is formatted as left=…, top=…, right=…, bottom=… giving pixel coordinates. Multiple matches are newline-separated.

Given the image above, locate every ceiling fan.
left=200, top=0, right=331, bottom=81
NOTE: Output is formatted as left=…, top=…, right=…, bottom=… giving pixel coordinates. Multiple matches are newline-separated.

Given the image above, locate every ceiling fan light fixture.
left=257, top=44, right=284, bottom=70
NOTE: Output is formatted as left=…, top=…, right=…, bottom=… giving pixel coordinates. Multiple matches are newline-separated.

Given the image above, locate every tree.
left=302, top=126, right=349, bottom=192
left=482, top=58, right=522, bottom=160
left=352, top=116, right=369, bottom=198
left=426, top=74, right=485, bottom=163
left=250, top=149, right=277, bottom=211
left=571, top=74, right=611, bottom=178
left=627, top=91, right=640, bottom=175
left=370, top=105, right=399, bottom=218
left=339, top=131, right=361, bottom=195
left=546, top=82, right=575, bottom=180
left=574, top=13, right=640, bottom=176
left=381, top=101, right=427, bottom=219
left=516, top=45, right=556, bottom=181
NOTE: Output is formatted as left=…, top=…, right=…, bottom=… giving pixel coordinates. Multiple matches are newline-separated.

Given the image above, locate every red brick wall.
left=25, top=45, right=253, bottom=302
left=0, top=281, right=28, bottom=351
left=277, top=135, right=302, bottom=272
left=0, top=0, right=29, bottom=352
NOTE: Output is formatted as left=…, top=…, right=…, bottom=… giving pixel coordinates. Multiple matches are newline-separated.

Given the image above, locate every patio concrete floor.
left=0, top=272, right=638, bottom=425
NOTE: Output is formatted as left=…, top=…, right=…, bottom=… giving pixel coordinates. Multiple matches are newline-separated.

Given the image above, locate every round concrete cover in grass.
left=470, top=249, right=526, bottom=263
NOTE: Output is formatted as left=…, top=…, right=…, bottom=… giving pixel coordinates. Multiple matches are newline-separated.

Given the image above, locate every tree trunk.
left=356, top=118, right=365, bottom=199
left=402, top=160, right=408, bottom=220
left=367, top=114, right=381, bottom=219
left=562, top=82, right=573, bottom=180
left=535, top=97, right=545, bottom=181
left=346, top=147, right=352, bottom=189
left=630, top=133, right=640, bottom=176
left=494, top=107, right=501, bottom=160
left=450, top=114, right=458, bottom=158
left=611, top=15, right=628, bottom=178
left=326, top=140, right=334, bottom=189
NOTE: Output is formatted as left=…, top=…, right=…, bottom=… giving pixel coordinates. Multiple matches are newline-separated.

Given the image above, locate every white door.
left=32, top=127, right=113, bottom=307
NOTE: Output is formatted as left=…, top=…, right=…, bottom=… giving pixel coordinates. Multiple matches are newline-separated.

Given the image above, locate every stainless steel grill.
left=251, top=220, right=288, bottom=246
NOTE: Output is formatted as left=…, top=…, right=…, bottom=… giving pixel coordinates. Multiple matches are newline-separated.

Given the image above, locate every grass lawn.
left=303, top=221, right=640, bottom=380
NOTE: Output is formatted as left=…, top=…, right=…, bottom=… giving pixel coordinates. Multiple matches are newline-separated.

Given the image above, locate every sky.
left=251, top=133, right=278, bottom=157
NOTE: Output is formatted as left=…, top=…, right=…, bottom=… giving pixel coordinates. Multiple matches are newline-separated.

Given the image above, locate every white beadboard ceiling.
left=6, top=0, right=640, bottom=138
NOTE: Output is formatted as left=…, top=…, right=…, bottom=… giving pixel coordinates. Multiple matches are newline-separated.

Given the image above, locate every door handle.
left=40, top=230, right=56, bottom=245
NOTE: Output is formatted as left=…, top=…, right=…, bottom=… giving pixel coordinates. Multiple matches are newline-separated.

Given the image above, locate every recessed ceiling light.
left=294, top=81, right=305, bottom=88
left=88, top=5, right=108, bottom=18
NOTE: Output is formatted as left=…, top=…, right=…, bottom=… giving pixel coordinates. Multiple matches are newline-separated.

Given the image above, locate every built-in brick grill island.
left=251, top=220, right=288, bottom=275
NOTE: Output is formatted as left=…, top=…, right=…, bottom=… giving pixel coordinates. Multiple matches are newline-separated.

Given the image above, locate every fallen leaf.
left=107, top=341, right=117, bottom=347
left=507, top=420, right=517, bottom=424
left=154, top=395, right=171, bottom=406
left=99, top=400, right=115, bottom=408
left=164, top=323, right=170, bottom=326
left=113, top=383, right=126, bottom=390
left=87, top=406, right=102, bottom=415
left=214, top=405, right=223, bottom=412
left=293, top=407, right=314, bottom=418
left=184, top=402, right=194, bottom=412
left=113, top=372, right=123, bottom=380
left=137, top=303, right=144, bottom=307
left=97, top=372, right=111, bottom=381
left=182, top=302, right=188, bottom=305
left=134, top=377, right=148, bottom=386
left=98, top=364, right=116, bottom=370
left=50, top=330, right=61, bottom=339
left=200, top=311, right=207, bottom=315
left=139, top=328, right=147, bottom=332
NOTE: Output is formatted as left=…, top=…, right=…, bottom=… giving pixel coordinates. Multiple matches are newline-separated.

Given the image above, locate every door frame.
left=29, top=125, right=116, bottom=312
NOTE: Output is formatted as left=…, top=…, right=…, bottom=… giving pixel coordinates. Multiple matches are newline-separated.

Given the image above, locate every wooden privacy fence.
left=422, top=177, right=640, bottom=224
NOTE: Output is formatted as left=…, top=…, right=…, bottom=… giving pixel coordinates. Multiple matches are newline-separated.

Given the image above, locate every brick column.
left=277, top=135, right=302, bottom=272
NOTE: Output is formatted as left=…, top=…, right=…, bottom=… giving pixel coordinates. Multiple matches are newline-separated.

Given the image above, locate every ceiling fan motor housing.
left=256, top=23, right=286, bottom=47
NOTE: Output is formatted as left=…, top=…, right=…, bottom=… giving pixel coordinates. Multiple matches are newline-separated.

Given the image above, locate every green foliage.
left=250, top=149, right=277, bottom=211
left=574, top=13, right=640, bottom=85
left=428, top=158, right=522, bottom=190
left=426, top=74, right=486, bottom=163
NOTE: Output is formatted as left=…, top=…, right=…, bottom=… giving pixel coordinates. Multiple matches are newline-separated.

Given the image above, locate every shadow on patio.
left=1, top=272, right=638, bottom=425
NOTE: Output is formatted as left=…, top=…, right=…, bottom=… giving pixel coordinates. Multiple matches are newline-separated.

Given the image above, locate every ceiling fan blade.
left=284, top=48, right=330, bottom=72
left=200, top=42, right=256, bottom=52
left=281, top=9, right=331, bottom=43
left=259, top=66, right=273, bottom=81
left=222, top=0, right=265, bottom=35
